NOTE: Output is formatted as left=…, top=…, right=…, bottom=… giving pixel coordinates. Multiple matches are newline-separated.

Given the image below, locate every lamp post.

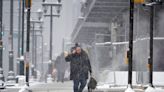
left=31, top=19, right=35, bottom=79
left=17, top=0, right=22, bottom=76
left=25, top=0, right=31, bottom=86
left=42, top=0, right=62, bottom=82
left=30, top=15, right=43, bottom=80
left=37, top=9, right=44, bottom=81
left=19, top=0, right=25, bottom=76
left=0, top=0, right=4, bottom=86
left=7, top=0, right=15, bottom=83
left=32, top=34, right=44, bottom=82
left=30, top=8, right=43, bottom=80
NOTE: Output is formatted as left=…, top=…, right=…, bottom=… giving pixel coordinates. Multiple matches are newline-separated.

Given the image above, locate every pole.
left=17, top=0, right=22, bottom=75
left=20, top=0, right=25, bottom=75
left=7, top=0, right=15, bottom=82
left=26, top=0, right=31, bottom=86
left=48, top=6, right=53, bottom=75
left=31, top=22, right=35, bottom=77
left=128, top=0, right=134, bottom=86
left=18, top=0, right=22, bottom=58
left=50, top=6, right=53, bottom=62
left=9, top=0, right=14, bottom=72
left=0, top=0, right=4, bottom=82
left=34, top=30, right=37, bottom=78
left=0, top=0, right=3, bottom=69
left=41, top=34, right=44, bottom=80
left=149, top=0, right=154, bottom=87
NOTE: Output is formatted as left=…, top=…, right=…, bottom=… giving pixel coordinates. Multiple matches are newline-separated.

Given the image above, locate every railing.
left=80, top=0, right=93, bottom=17
left=72, top=0, right=96, bottom=41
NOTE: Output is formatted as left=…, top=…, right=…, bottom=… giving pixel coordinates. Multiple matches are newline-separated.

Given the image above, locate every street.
left=0, top=81, right=146, bottom=92
left=30, top=81, right=73, bottom=92
left=0, top=80, right=163, bottom=92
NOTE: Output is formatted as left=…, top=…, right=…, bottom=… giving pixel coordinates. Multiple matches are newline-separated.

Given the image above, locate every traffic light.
left=134, top=0, right=145, bottom=4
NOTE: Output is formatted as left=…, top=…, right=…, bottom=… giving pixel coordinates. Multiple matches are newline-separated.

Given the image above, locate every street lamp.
left=6, top=0, right=16, bottom=85
left=37, top=9, right=43, bottom=21
left=42, top=0, right=62, bottom=83
left=43, top=1, right=48, bottom=13
left=0, top=0, right=5, bottom=88
left=17, top=0, right=27, bottom=77
left=56, top=0, right=62, bottom=14
left=36, top=9, right=44, bottom=78
left=30, top=9, right=44, bottom=81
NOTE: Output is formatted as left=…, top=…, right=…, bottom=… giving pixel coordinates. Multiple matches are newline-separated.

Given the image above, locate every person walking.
left=65, top=45, right=92, bottom=92
left=55, top=53, right=68, bottom=82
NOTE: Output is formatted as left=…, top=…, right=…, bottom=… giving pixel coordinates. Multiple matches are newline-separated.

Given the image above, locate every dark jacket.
left=65, top=50, right=92, bottom=80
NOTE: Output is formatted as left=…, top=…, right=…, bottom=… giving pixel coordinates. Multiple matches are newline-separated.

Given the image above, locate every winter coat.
left=55, top=54, right=68, bottom=73
left=65, top=50, right=92, bottom=80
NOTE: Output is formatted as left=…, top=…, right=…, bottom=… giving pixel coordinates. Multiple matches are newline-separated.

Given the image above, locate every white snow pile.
left=18, top=85, right=32, bottom=92
left=145, top=86, right=164, bottom=92
left=125, top=87, right=135, bottom=92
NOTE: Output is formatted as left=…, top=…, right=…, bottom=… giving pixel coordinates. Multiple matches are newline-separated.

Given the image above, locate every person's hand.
left=64, top=51, right=69, bottom=57
left=72, top=50, right=76, bottom=54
